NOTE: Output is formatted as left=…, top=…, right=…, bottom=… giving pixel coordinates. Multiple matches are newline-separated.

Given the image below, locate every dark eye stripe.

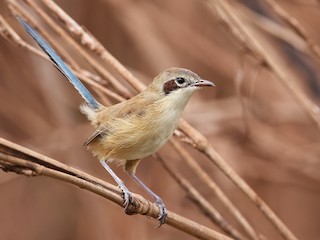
left=163, top=79, right=179, bottom=94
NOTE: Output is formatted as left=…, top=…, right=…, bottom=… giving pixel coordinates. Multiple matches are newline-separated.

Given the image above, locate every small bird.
left=18, top=17, right=215, bottom=225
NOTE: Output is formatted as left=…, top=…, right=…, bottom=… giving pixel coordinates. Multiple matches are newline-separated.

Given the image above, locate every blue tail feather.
left=17, top=16, right=100, bottom=110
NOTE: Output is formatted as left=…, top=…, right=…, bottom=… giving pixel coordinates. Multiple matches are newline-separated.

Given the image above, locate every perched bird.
left=18, top=17, right=215, bottom=225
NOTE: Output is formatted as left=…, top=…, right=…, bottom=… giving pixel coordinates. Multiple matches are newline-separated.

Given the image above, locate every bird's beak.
left=192, top=79, right=215, bottom=87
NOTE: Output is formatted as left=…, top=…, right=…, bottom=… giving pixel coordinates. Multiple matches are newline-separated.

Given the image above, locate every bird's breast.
left=124, top=107, right=181, bottom=160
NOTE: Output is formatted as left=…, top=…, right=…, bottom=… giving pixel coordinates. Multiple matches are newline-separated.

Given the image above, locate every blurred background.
left=0, top=0, right=320, bottom=239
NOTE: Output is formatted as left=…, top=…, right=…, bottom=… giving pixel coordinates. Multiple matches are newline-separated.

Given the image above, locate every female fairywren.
left=18, top=17, right=215, bottom=225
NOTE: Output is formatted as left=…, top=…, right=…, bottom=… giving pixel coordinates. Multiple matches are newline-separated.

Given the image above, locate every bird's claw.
left=122, top=190, right=134, bottom=211
left=118, top=184, right=134, bottom=212
left=154, top=198, right=168, bottom=227
left=119, top=183, right=167, bottom=225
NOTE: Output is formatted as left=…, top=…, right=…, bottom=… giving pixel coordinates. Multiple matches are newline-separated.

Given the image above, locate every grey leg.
left=130, top=173, right=167, bottom=226
left=100, top=160, right=132, bottom=210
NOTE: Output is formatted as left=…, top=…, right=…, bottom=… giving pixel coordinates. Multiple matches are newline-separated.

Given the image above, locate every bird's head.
left=147, top=68, right=215, bottom=104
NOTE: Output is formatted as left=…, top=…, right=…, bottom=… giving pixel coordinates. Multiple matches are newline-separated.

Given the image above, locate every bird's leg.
left=99, top=160, right=133, bottom=210
left=130, top=173, right=168, bottom=226
left=124, top=159, right=167, bottom=225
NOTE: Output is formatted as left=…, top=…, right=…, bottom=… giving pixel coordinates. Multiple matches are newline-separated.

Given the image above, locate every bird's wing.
left=83, top=130, right=102, bottom=146
left=84, top=97, right=154, bottom=147
left=83, top=126, right=110, bottom=147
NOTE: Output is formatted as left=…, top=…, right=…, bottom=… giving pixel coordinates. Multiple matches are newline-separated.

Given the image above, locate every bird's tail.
left=17, top=16, right=100, bottom=110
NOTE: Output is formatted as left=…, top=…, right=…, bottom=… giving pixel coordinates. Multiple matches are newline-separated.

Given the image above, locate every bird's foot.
left=118, top=182, right=134, bottom=211
left=154, top=197, right=168, bottom=227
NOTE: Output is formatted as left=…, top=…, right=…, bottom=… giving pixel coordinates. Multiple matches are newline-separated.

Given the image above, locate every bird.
left=17, top=16, right=215, bottom=225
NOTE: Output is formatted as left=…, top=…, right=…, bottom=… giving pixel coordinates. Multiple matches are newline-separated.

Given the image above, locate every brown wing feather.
left=83, top=130, right=103, bottom=146
left=84, top=95, right=155, bottom=148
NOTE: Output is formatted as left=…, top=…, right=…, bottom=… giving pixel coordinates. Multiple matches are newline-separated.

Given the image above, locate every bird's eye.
left=176, top=77, right=186, bottom=85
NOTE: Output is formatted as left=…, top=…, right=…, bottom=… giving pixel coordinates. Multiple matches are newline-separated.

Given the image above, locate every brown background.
left=0, top=0, right=320, bottom=239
